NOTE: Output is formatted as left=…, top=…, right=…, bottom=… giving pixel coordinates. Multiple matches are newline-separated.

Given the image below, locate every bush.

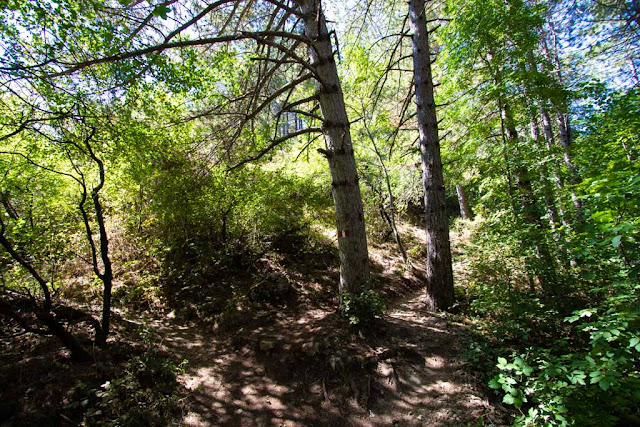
left=340, top=290, right=387, bottom=325
left=488, top=280, right=640, bottom=426
left=81, top=349, right=187, bottom=426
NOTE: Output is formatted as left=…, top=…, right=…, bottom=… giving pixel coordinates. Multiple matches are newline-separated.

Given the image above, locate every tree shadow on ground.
left=150, top=286, right=508, bottom=426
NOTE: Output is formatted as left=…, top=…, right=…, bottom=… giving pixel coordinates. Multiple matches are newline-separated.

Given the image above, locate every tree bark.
left=409, top=0, right=454, bottom=310
left=456, top=185, right=473, bottom=220
left=540, top=108, right=566, bottom=192
left=556, top=112, right=583, bottom=211
left=297, top=0, right=370, bottom=294
left=541, top=26, right=583, bottom=212
left=78, top=135, right=113, bottom=348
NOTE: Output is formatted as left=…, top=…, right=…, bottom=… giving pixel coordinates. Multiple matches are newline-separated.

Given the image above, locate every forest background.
left=0, top=0, right=638, bottom=425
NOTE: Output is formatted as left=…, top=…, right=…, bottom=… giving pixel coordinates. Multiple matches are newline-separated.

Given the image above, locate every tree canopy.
left=0, top=0, right=638, bottom=425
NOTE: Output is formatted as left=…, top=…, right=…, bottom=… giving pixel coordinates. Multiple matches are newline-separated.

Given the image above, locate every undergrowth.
left=456, top=217, right=640, bottom=426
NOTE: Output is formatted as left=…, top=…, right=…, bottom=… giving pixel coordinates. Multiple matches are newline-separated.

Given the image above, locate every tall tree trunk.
left=540, top=108, right=580, bottom=267
left=298, top=0, right=370, bottom=294
left=409, top=0, right=454, bottom=310
left=94, top=186, right=113, bottom=347
left=456, top=185, right=473, bottom=220
left=529, top=115, right=560, bottom=229
left=79, top=138, right=114, bottom=348
left=556, top=111, right=577, bottom=176
left=502, top=103, right=557, bottom=293
left=555, top=112, right=583, bottom=211
left=540, top=108, right=566, bottom=193
left=541, top=25, right=583, bottom=212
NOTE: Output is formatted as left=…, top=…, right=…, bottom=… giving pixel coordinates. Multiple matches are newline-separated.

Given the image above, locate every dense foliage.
left=0, top=0, right=638, bottom=425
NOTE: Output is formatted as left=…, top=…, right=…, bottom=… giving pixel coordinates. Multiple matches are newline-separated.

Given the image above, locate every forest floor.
left=0, top=223, right=510, bottom=426
left=141, top=225, right=509, bottom=426
left=149, top=289, right=507, bottom=426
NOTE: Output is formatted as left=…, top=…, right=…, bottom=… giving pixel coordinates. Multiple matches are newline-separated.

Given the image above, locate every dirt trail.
left=150, top=290, right=506, bottom=426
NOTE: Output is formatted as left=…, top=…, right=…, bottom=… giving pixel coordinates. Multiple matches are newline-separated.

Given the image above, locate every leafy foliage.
left=1, top=0, right=640, bottom=424
left=339, top=290, right=387, bottom=326
left=489, top=285, right=640, bottom=426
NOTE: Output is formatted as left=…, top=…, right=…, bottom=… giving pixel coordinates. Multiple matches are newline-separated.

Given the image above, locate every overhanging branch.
left=227, top=126, right=322, bottom=171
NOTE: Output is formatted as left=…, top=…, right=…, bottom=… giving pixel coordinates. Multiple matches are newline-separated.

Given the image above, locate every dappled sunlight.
left=143, top=289, right=506, bottom=426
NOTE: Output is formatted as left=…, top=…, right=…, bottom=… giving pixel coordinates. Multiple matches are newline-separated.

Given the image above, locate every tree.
left=409, top=0, right=454, bottom=309
left=0, top=109, right=114, bottom=360
left=0, top=0, right=371, bottom=295
left=296, top=0, right=371, bottom=292
left=456, top=185, right=473, bottom=220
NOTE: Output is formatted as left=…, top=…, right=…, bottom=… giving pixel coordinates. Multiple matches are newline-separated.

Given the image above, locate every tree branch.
left=227, top=126, right=322, bottom=170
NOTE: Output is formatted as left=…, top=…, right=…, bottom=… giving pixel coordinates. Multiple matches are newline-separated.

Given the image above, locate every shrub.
left=340, top=290, right=387, bottom=325
left=82, top=349, right=187, bottom=426
left=489, top=280, right=640, bottom=426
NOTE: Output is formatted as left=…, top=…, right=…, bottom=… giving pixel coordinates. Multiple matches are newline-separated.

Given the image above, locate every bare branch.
left=227, top=126, right=322, bottom=170
left=36, top=31, right=311, bottom=78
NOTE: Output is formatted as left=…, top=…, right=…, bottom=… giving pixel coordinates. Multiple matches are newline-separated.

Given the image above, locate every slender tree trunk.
left=456, top=185, right=473, bottom=220
left=541, top=26, right=583, bottom=213
left=366, top=125, right=409, bottom=263
left=0, top=191, right=19, bottom=219
left=38, top=311, right=92, bottom=362
left=80, top=139, right=114, bottom=348
left=409, top=0, right=454, bottom=310
left=0, top=219, right=91, bottom=361
left=502, top=103, right=557, bottom=293
left=556, top=111, right=577, bottom=176
left=529, top=116, right=560, bottom=229
left=94, top=188, right=113, bottom=347
left=541, top=107, right=580, bottom=266
left=555, top=112, right=583, bottom=211
left=540, top=108, right=566, bottom=192
left=298, top=0, right=370, bottom=294
left=380, top=204, right=409, bottom=263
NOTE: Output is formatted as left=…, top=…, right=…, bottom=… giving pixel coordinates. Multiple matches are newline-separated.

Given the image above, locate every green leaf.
left=488, top=378, right=501, bottom=389
left=611, top=235, right=622, bottom=248
left=505, top=376, right=517, bottom=385
left=503, top=394, right=515, bottom=405
left=630, top=337, right=640, bottom=348
left=152, top=5, right=171, bottom=19
left=599, top=379, right=611, bottom=391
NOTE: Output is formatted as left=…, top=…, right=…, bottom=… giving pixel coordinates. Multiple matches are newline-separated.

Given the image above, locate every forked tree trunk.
left=409, top=0, right=454, bottom=310
left=297, top=0, right=370, bottom=294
